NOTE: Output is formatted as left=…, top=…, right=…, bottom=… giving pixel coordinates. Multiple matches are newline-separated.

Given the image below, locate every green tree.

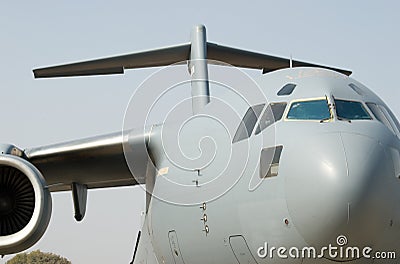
left=6, top=250, right=71, bottom=264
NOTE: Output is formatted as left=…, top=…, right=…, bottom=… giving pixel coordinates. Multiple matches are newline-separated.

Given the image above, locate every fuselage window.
left=255, top=102, right=287, bottom=135
left=287, top=99, right=331, bottom=120
left=277, top=83, right=296, bottom=96
left=334, top=99, right=371, bottom=120
left=233, top=103, right=265, bottom=143
left=260, top=146, right=283, bottom=178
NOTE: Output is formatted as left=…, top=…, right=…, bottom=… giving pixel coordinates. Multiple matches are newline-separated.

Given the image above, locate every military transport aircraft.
left=1, top=25, right=399, bottom=263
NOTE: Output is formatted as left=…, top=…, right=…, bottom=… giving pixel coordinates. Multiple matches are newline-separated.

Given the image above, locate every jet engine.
left=0, top=154, right=52, bottom=255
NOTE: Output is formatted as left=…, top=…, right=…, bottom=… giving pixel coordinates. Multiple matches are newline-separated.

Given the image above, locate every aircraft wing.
left=33, top=42, right=351, bottom=78
left=24, top=130, right=150, bottom=192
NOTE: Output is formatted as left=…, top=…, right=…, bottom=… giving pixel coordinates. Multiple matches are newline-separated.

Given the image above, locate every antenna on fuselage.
left=188, top=25, right=210, bottom=114
left=290, top=54, right=293, bottom=68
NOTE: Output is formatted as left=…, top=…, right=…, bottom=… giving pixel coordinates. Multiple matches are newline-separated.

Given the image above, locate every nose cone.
left=284, top=132, right=395, bottom=249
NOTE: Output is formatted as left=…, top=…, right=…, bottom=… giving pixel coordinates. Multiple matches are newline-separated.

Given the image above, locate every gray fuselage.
left=137, top=68, right=400, bottom=264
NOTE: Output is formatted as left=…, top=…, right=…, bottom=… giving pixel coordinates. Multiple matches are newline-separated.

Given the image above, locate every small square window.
left=349, top=83, right=363, bottom=95
left=277, top=83, right=296, bottom=96
left=260, top=146, right=283, bottom=178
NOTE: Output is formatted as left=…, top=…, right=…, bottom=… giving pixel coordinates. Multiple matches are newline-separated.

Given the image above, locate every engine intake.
left=0, top=165, right=35, bottom=235
left=0, top=154, right=52, bottom=255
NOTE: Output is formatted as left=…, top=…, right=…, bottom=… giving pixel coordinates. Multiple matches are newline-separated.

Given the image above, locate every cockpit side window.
left=379, top=105, right=400, bottom=136
left=366, top=103, right=396, bottom=134
left=384, top=106, right=400, bottom=135
left=233, top=103, right=265, bottom=143
left=287, top=99, right=331, bottom=120
left=255, top=102, right=287, bottom=135
left=334, top=99, right=371, bottom=120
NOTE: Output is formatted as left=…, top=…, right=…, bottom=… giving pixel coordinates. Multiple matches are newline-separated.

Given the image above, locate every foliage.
left=6, top=250, right=71, bottom=264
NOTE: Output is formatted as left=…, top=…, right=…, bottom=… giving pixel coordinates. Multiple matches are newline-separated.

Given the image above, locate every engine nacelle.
left=0, top=153, right=52, bottom=255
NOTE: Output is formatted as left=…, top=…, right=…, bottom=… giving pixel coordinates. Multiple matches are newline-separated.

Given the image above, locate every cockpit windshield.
left=334, top=99, right=371, bottom=120
left=287, top=99, right=331, bottom=120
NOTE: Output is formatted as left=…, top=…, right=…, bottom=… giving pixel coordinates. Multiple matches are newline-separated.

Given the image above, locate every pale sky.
left=1, top=1, right=399, bottom=263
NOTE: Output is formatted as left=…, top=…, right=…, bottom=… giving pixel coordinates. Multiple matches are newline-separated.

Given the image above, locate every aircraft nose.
left=284, top=132, right=395, bottom=248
